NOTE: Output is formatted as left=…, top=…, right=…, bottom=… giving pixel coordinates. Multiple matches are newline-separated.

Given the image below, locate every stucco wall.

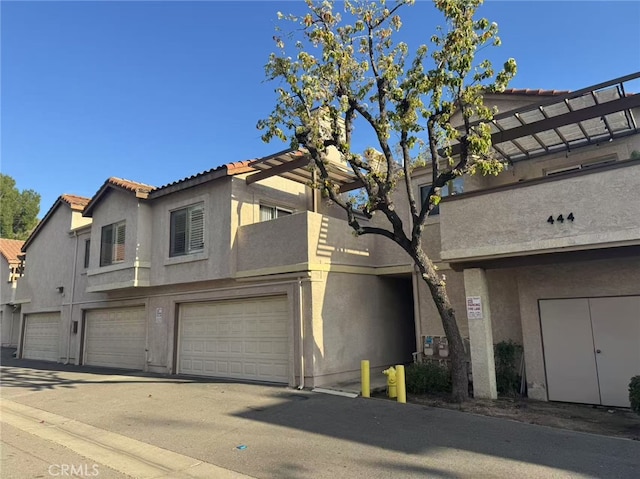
left=16, top=205, right=79, bottom=361
left=1, top=258, right=14, bottom=305
left=440, top=161, right=640, bottom=261
left=149, top=178, right=232, bottom=285
left=310, top=272, right=415, bottom=386
left=85, top=189, right=149, bottom=290
left=307, top=213, right=376, bottom=267
left=236, top=213, right=309, bottom=272
left=416, top=266, right=468, bottom=340
left=514, top=255, right=640, bottom=401
left=17, top=206, right=74, bottom=311
left=486, top=268, right=523, bottom=344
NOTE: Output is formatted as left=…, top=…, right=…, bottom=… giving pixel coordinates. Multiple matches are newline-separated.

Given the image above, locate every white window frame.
left=170, top=203, right=205, bottom=257
left=100, top=221, right=126, bottom=267
left=260, top=204, right=293, bottom=222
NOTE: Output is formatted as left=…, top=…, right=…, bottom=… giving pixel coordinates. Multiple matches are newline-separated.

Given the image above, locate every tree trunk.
left=413, top=247, right=469, bottom=402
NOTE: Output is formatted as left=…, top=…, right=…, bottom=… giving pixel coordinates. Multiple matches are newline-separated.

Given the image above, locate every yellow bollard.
left=396, top=365, right=406, bottom=404
left=382, top=366, right=397, bottom=398
left=361, top=360, right=370, bottom=398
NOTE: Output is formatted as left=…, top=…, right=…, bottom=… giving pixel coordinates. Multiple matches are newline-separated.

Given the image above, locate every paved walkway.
left=2, top=353, right=639, bottom=478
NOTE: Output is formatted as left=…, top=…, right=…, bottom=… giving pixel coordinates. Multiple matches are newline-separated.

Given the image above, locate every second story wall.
left=86, top=189, right=152, bottom=291
left=440, top=159, right=640, bottom=261
left=149, top=177, right=233, bottom=285
left=15, top=206, right=75, bottom=310
left=0, top=258, right=16, bottom=306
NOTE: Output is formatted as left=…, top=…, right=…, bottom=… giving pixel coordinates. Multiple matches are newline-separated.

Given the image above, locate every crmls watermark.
left=48, top=464, right=100, bottom=476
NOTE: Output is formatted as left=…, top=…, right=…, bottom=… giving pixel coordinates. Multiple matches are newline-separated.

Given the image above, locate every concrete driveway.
left=1, top=351, right=639, bottom=478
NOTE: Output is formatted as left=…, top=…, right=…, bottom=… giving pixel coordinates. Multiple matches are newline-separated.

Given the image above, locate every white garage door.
left=178, top=296, right=289, bottom=383
left=23, top=312, right=61, bottom=362
left=85, top=307, right=146, bottom=370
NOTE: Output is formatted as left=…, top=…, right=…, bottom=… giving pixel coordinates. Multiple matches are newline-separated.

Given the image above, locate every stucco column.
left=463, top=268, right=497, bottom=399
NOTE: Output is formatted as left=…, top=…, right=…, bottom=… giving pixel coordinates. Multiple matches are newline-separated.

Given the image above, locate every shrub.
left=494, top=340, right=523, bottom=397
left=630, top=376, right=640, bottom=415
left=405, top=361, right=452, bottom=395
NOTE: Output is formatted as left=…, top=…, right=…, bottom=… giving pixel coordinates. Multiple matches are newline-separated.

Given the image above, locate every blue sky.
left=2, top=0, right=639, bottom=217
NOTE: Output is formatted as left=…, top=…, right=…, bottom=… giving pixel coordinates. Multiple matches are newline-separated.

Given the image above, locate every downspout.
left=65, top=230, right=80, bottom=364
left=297, top=277, right=305, bottom=390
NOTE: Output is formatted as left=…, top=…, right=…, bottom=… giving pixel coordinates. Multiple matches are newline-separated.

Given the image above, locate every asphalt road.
left=2, top=351, right=639, bottom=479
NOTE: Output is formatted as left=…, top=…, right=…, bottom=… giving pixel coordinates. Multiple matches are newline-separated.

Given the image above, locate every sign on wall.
left=466, top=296, right=483, bottom=320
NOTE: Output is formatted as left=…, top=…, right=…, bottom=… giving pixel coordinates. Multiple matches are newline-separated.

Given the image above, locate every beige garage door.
left=85, top=307, right=146, bottom=370
left=178, top=296, right=289, bottom=383
left=540, top=296, right=640, bottom=407
left=23, top=312, right=61, bottom=361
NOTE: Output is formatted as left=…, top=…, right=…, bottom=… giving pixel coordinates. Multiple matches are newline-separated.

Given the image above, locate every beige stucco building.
left=15, top=162, right=414, bottom=388
left=13, top=73, right=640, bottom=407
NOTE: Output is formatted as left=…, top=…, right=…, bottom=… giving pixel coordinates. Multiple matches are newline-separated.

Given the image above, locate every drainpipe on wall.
left=298, top=277, right=305, bottom=390
left=65, top=230, right=80, bottom=364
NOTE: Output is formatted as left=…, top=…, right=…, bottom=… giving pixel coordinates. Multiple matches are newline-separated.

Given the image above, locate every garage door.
left=540, top=296, right=640, bottom=407
left=22, top=312, right=61, bottom=361
left=178, top=296, right=289, bottom=383
left=84, top=307, right=146, bottom=370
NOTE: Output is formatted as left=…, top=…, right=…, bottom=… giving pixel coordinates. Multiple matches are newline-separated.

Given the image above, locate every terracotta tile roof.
left=150, top=161, right=255, bottom=198
left=500, top=88, right=571, bottom=96
left=83, top=177, right=156, bottom=217
left=225, top=161, right=254, bottom=175
left=108, top=177, right=156, bottom=195
left=60, top=194, right=91, bottom=211
left=0, top=238, right=25, bottom=265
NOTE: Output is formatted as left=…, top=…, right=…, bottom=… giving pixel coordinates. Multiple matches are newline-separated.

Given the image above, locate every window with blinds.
left=260, top=205, right=292, bottom=222
left=100, top=221, right=126, bottom=266
left=170, top=203, right=204, bottom=257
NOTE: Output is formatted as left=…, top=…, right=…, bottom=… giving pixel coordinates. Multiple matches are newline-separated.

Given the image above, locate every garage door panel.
left=539, top=299, right=601, bottom=404
left=85, top=307, right=146, bottom=370
left=23, top=313, right=61, bottom=362
left=179, top=297, right=289, bottom=383
left=540, top=296, right=640, bottom=407
left=590, top=297, right=640, bottom=408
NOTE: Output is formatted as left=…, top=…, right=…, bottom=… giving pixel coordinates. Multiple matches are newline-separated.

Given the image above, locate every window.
left=170, top=203, right=204, bottom=257
left=100, top=221, right=126, bottom=266
left=419, top=177, right=464, bottom=216
left=260, top=205, right=292, bottom=222
left=83, top=239, right=91, bottom=269
left=545, top=156, right=616, bottom=176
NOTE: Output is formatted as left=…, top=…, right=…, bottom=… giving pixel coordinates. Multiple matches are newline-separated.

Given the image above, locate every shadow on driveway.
left=231, top=389, right=640, bottom=478
left=0, top=347, right=277, bottom=392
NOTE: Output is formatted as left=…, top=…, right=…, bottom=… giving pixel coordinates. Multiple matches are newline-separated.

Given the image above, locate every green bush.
left=629, top=376, right=640, bottom=415
left=494, top=340, right=523, bottom=397
left=405, top=361, right=452, bottom=395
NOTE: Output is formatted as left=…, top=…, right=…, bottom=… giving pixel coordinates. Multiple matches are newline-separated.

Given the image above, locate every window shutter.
left=114, top=223, right=126, bottom=262
left=189, top=206, right=204, bottom=251
left=171, top=209, right=187, bottom=256
left=100, top=224, right=113, bottom=266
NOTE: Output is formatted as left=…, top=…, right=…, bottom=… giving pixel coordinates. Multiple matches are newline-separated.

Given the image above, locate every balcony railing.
left=236, top=211, right=378, bottom=274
